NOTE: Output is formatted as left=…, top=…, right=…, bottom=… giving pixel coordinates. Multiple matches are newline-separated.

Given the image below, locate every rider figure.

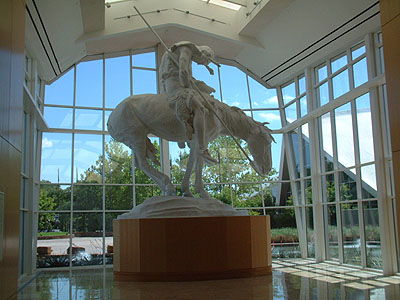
left=159, top=41, right=217, bottom=164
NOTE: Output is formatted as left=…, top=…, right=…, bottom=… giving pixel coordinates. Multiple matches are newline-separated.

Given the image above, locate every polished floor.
left=13, top=259, right=400, bottom=299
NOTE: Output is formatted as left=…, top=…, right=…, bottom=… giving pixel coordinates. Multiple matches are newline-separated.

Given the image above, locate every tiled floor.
left=12, top=259, right=400, bottom=299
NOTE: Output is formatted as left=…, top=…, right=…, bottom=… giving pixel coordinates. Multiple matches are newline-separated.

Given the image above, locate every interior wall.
left=0, top=0, right=25, bottom=298
left=380, top=0, right=400, bottom=263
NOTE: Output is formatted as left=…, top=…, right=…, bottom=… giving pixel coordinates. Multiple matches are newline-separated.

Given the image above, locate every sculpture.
left=107, top=91, right=274, bottom=199
left=108, top=41, right=274, bottom=199
left=159, top=41, right=218, bottom=165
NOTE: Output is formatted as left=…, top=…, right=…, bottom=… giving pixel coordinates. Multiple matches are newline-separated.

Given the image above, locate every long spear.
left=133, top=6, right=259, bottom=172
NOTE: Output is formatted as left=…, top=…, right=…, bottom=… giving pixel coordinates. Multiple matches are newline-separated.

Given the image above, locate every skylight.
left=200, top=0, right=244, bottom=11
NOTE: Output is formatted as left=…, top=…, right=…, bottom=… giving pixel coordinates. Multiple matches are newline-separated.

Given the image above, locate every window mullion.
left=278, top=86, right=307, bottom=257
left=366, top=32, right=398, bottom=275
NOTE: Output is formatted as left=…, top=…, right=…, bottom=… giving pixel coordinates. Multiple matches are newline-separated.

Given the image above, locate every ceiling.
left=25, top=0, right=381, bottom=87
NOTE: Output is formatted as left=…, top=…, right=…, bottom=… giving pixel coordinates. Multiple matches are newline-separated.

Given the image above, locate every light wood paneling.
left=140, top=218, right=166, bottom=273
left=0, top=0, right=24, bottom=299
left=0, top=138, right=22, bottom=299
left=380, top=0, right=400, bottom=26
left=114, top=216, right=272, bottom=281
left=0, top=1, right=12, bottom=141
left=382, top=14, right=400, bottom=152
left=381, top=0, right=400, bottom=258
left=392, top=150, right=400, bottom=253
left=226, top=216, right=252, bottom=270
left=251, top=215, right=269, bottom=268
left=9, top=0, right=25, bottom=151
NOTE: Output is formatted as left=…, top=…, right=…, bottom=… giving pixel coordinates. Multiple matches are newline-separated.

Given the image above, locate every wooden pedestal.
left=113, top=215, right=271, bottom=281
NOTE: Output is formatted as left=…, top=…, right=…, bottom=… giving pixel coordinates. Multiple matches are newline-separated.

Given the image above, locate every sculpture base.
left=113, top=215, right=271, bottom=281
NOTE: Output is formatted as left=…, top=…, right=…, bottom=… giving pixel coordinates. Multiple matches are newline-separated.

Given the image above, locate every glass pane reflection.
left=363, top=200, right=382, bottom=269
left=341, top=202, right=361, bottom=266
left=72, top=213, right=103, bottom=266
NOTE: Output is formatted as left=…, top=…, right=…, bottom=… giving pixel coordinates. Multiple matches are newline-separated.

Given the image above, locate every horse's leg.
left=194, top=154, right=211, bottom=199
left=181, top=146, right=196, bottom=197
left=131, top=141, right=176, bottom=196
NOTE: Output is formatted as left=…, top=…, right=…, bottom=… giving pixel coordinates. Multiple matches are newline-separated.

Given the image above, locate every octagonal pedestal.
left=113, top=215, right=271, bottom=281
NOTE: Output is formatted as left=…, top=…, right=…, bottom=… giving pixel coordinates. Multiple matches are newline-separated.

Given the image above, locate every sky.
left=41, top=46, right=371, bottom=185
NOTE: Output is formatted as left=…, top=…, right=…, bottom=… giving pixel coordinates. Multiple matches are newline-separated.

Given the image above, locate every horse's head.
left=247, top=123, right=275, bottom=176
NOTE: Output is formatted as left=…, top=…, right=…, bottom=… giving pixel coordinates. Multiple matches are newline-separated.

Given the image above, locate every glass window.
left=338, top=169, right=357, bottom=201
left=299, top=76, right=306, bottom=95
left=317, top=65, right=327, bottom=82
left=285, top=102, right=297, bottom=123
left=105, top=212, right=119, bottom=265
left=332, top=70, right=350, bottom=99
left=76, top=60, right=103, bottom=108
left=75, top=109, right=103, bottom=131
left=331, top=54, right=347, bottom=73
left=132, top=52, right=156, bottom=69
left=341, top=202, right=361, bottom=266
left=72, top=213, right=103, bottom=266
left=104, top=136, right=132, bottom=184
left=282, top=82, right=296, bottom=105
left=306, top=207, right=315, bottom=257
left=253, top=110, right=281, bottom=130
left=363, top=201, right=382, bottom=269
left=318, top=82, right=329, bottom=106
left=40, top=185, right=71, bottom=211
left=353, top=58, right=368, bottom=88
left=41, top=133, right=72, bottom=183
left=351, top=45, right=366, bottom=60
left=300, top=96, right=307, bottom=117
left=269, top=207, right=301, bottom=259
left=335, top=103, right=355, bottom=168
left=323, top=174, right=335, bottom=202
left=378, top=47, right=385, bottom=74
left=325, top=204, right=339, bottom=259
left=37, top=212, right=70, bottom=268
left=105, top=110, right=112, bottom=130
left=44, top=68, right=74, bottom=106
left=356, top=94, right=374, bottom=164
left=73, top=185, right=102, bottom=210
left=248, top=77, right=278, bottom=109
left=301, top=124, right=311, bottom=176
left=219, top=64, right=250, bottom=109
left=305, top=179, right=312, bottom=204
left=361, top=165, right=377, bottom=199
left=105, top=56, right=130, bottom=109
left=74, top=134, right=103, bottom=183
left=105, top=186, right=133, bottom=210
left=132, top=69, right=157, bottom=95
left=271, top=134, right=282, bottom=172
left=320, top=113, right=333, bottom=172
left=291, top=132, right=300, bottom=177
left=44, top=107, right=73, bottom=129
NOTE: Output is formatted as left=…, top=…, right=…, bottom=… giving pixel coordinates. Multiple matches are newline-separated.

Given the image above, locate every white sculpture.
left=159, top=41, right=219, bottom=164
left=107, top=41, right=274, bottom=200
left=108, top=92, right=274, bottom=197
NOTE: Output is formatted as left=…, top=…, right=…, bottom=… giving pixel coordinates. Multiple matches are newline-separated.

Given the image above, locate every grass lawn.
left=38, top=232, right=68, bottom=237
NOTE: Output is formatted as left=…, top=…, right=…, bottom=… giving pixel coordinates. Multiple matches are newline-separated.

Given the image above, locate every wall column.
left=380, top=0, right=400, bottom=268
left=0, top=0, right=25, bottom=298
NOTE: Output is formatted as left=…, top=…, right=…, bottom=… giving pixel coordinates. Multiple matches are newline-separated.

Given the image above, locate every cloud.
left=231, top=101, right=240, bottom=106
left=257, top=112, right=281, bottom=121
left=42, top=137, right=53, bottom=148
left=263, top=96, right=278, bottom=105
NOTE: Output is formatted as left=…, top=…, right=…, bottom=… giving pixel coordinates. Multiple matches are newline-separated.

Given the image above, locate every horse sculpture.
left=107, top=93, right=274, bottom=198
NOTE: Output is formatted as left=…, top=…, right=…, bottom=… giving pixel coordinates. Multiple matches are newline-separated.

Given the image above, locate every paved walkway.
left=37, top=237, right=113, bottom=255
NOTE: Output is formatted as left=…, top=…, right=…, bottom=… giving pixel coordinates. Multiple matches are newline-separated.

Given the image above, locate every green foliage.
left=39, top=136, right=295, bottom=233
left=38, top=189, right=57, bottom=232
